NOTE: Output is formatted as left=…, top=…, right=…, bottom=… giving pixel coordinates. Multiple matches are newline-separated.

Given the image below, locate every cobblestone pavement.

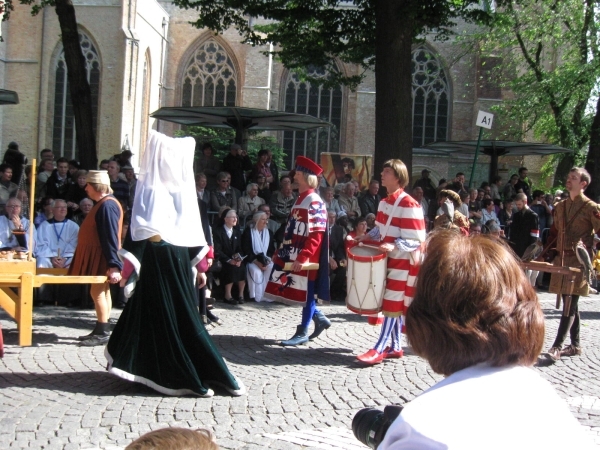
left=0, top=292, right=599, bottom=449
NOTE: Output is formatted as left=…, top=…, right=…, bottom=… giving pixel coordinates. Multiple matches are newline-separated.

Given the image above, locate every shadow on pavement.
left=213, top=334, right=358, bottom=367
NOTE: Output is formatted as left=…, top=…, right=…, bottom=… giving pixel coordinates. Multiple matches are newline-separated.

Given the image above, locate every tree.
left=2, top=0, right=97, bottom=169
left=475, top=0, right=600, bottom=189
left=172, top=0, right=489, bottom=178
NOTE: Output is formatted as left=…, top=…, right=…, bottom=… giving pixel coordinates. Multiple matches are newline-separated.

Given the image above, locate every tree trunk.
left=585, top=95, right=600, bottom=202
left=54, top=0, right=97, bottom=170
left=374, top=0, right=415, bottom=189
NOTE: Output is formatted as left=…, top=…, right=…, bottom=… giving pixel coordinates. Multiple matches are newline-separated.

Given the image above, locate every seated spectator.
left=503, top=173, right=519, bottom=200
left=222, top=143, right=252, bottom=193
left=251, top=149, right=274, bottom=185
left=530, top=189, right=551, bottom=231
left=337, top=182, right=361, bottom=219
left=210, top=172, right=241, bottom=212
left=328, top=210, right=347, bottom=301
left=365, top=213, right=376, bottom=231
left=238, top=183, right=265, bottom=218
left=34, top=196, right=54, bottom=228
left=483, top=219, right=504, bottom=240
left=99, top=159, right=110, bottom=170
left=360, top=181, right=381, bottom=218
left=107, top=160, right=129, bottom=211
left=469, top=222, right=482, bottom=236
left=212, top=208, right=246, bottom=305
left=68, top=160, right=80, bottom=178
left=480, top=198, right=499, bottom=226
left=45, top=157, right=71, bottom=200
left=65, top=170, right=88, bottom=218
left=195, top=172, right=210, bottom=205
left=242, top=211, right=275, bottom=302
left=346, top=216, right=368, bottom=250
left=36, top=159, right=55, bottom=200
left=72, top=198, right=93, bottom=226
left=412, top=186, right=429, bottom=230
left=498, top=198, right=514, bottom=227
left=269, top=183, right=296, bottom=224
left=35, top=199, right=79, bottom=268
left=258, top=204, right=280, bottom=236
left=122, top=165, right=137, bottom=210
left=379, top=231, right=593, bottom=450
left=0, top=198, right=33, bottom=251
left=255, top=173, right=272, bottom=204
left=0, top=163, right=18, bottom=215
left=197, top=143, right=221, bottom=190
left=467, top=188, right=482, bottom=223
left=16, top=189, right=29, bottom=221
left=323, top=186, right=341, bottom=214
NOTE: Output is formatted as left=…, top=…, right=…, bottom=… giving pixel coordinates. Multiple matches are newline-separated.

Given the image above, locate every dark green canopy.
left=150, top=106, right=331, bottom=147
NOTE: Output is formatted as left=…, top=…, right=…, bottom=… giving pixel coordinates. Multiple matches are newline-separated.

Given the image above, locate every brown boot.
left=546, top=347, right=561, bottom=361
left=560, top=344, right=582, bottom=357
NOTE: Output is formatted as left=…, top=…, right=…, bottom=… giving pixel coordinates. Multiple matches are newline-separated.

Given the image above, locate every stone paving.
left=0, top=292, right=599, bottom=449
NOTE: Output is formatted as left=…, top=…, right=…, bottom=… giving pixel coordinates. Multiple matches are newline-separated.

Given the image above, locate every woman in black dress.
left=213, top=208, right=246, bottom=304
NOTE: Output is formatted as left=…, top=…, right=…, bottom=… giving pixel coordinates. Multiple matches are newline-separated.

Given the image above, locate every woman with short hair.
left=237, top=183, right=265, bottom=218
left=378, top=231, right=593, bottom=449
left=242, top=211, right=275, bottom=302
left=213, top=208, right=246, bottom=304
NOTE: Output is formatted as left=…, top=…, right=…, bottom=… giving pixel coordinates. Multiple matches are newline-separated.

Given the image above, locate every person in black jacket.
left=221, top=144, right=252, bottom=193
left=359, top=180, right=381, bottom=217
left=328, top=210, right=347, bottom=301
left=197, top=198, right=221, bottom=326
left=2, top=142, right=27, bottom=187
left=45, top=158, right=71, bottom=200
left=213, top=208, right=246, bottom=304
left=242, top=211, right=276, bottom=302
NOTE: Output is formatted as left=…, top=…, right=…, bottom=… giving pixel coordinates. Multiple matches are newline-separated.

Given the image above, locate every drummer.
left=354, top=159, right=427, bottom=365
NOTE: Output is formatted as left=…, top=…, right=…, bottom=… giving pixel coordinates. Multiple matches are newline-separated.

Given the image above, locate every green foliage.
left=174, top=126, right=288, bottom=170
left=472, top=0, right=600, bottom=155
left=172, top=0, right=491, bottom=89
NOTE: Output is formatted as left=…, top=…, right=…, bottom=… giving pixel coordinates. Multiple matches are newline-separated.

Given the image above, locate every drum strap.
left=380, top=191, right=407, bottom=240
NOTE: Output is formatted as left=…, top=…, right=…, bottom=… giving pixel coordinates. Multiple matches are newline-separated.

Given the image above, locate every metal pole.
left=468, top=127, right=483, bottom=189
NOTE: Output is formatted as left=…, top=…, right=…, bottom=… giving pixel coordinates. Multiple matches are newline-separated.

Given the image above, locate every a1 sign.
left=476, top=111, right=494, bottom=129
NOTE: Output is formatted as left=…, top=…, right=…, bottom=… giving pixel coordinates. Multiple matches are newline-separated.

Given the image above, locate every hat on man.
left=121, top=165, right=134, bottom=171
left=422, top=169, right=431, bottom=174
left=86, top=170, right=110, bottom=186
left=295, top=155, right=323, bottom=176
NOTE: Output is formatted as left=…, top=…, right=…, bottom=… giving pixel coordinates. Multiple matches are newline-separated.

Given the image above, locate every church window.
left=52, top=32, right=100, bottom=160
left=412, top=47, right=450, bottom=147
left=282, top=66, right=343, bottom=169
left=181, top=40, right=237, bottom=107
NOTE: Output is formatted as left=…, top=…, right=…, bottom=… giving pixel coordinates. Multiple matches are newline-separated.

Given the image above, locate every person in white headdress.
left=105, top=130, right=245, bottom=398
left=242, top=211, right=275, bottom=302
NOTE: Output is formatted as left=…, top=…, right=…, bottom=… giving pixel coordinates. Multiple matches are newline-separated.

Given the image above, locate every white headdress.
left=131, top=130, right=207, bottom=247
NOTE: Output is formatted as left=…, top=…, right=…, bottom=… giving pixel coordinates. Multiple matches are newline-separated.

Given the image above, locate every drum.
left=346, top=245, right=387, bottom=315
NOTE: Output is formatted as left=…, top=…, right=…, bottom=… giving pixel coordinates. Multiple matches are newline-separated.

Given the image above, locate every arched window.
left=181, top=39, right=237, bottom=107
left=412, top=47, right=449, bottom=147
left=282, top=66, right=343, bottom=169
left=52, top=32, right=100, bottom=160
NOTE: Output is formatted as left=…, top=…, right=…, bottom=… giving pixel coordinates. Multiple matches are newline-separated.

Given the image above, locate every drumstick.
left=283, top=262, right=320, bottom=271
left=358, top=242, right=383, bottom=251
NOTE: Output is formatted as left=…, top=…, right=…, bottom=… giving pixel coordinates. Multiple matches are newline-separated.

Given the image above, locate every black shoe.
left=237, top=297, right=245, bottom=304
left=114, top=301, right=127, bottom=309
left=224, top=298, right=237, bottom=305
left=78, top=330, right=110, bottom=341
left=249, top=298, right=256, bottom=302
left=78, top=334, right=110, bottom=347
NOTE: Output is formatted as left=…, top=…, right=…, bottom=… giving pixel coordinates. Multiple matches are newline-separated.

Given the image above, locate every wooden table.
left=0, top=259, right=106, bottom=346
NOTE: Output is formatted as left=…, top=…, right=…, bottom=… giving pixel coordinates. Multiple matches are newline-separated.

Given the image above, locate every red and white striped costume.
left=264, top=190, right=327, bottom=305
left=368, top=189, right=426, bottom=317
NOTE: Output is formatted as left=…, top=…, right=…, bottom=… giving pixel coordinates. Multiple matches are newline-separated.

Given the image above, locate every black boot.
left=280, top=326, right=309, bottom=346
left=309, top=311, right=331, bottom=340
left=78, top=322, right=111, bottom=346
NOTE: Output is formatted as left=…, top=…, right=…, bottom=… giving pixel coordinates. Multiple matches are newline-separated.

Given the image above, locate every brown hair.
left=383, top=159, right=409, bottom=188
left=570, top=167, right=591, bottom=185
left=126, top=427, right=218, bottom=450
left=407, top=230, right=544, bottom=376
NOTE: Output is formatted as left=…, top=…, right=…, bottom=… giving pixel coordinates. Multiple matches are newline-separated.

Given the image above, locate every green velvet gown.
left=105, top=239, right=242, bottom=396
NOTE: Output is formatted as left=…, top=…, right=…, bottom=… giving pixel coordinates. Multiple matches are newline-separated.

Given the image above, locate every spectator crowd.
left=0, top=139, right=571, bottom=307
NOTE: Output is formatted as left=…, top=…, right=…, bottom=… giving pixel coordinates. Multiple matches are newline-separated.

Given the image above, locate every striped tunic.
left=264, top=189, right=327, bottom=305
left=371, top=189, right=426, bottom=317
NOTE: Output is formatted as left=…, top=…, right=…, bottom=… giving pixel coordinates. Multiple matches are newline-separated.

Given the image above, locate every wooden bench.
left=0, top=259, right=106, bottom=346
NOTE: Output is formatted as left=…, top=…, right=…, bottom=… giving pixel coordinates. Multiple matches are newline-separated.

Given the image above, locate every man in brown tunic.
left=546, top=167, right=600, bottom=361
